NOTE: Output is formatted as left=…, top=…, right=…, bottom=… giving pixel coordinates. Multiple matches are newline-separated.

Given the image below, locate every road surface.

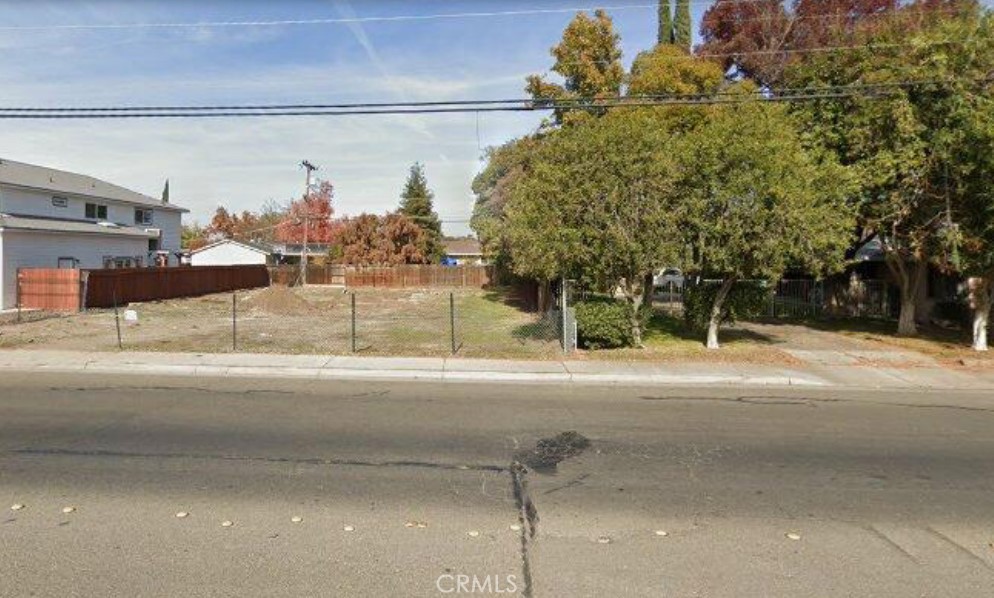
left=1, top=372, right=993, bottom=597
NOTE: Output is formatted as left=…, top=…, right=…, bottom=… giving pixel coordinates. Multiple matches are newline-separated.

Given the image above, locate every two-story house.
left=0, top=158, right=187, bottom=310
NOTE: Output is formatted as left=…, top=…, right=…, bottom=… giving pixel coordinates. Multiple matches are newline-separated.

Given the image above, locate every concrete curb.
left=0, top=351, right=819, bottom=387
left=0, top=349, right=990, bottom=390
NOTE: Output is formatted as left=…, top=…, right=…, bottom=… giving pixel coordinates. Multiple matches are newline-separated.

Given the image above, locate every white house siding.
left=191, top=242, right=269, bottom=267
left=0, top=229, right=147, bottom=309
left=0, top=185, right=183, bottom=265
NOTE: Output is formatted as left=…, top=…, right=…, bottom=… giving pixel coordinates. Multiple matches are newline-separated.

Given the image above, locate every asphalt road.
left=1, top=373, right=993, bottom=597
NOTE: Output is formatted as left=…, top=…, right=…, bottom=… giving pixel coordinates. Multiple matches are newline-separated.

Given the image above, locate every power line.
left=0, top=94, right=896, bottom=119
left=2, top=0, right=834, bottom=32
left=1, top=78, right=983, bottom=119
left=0, top=4, right=659, bottom=31
left=0, top=79, right=969, bottom=114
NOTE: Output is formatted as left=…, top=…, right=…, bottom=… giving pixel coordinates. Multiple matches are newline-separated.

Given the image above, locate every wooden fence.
left=16, top=265, right=270, bottom=311
left=83, top=265, right=270, bottom=308
left=269, top=264, right=346, bottom=286
left=16, top=268, right=84, bottom=311
left=345, top=265, right=491, bottom=288
left=269, top=264, right=491, bottom=289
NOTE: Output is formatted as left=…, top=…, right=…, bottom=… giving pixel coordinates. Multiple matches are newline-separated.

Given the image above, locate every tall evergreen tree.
left=658, top=0, right=673, bottom=45
left=398, top=162, right=443, bottom=261
left=674, top=0, right=692, bottom=50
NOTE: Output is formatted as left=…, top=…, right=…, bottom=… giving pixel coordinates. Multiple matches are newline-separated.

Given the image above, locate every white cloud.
left=0, top=2, right=549, bottom=237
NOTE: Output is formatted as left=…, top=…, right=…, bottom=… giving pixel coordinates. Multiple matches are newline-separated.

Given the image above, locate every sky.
left=0, top=0, right=693, bottom=236
left=1, top=1, right=990, bottom=236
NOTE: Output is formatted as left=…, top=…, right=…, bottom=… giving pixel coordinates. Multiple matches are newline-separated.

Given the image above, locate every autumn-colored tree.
left=697, top=0, right=966, bottom=87
left=181, top=223, right=209, bottom=251
left=381, top=213, right=429, bottom=265
left=629, top=44, right=725, bottom=96
left=336, top=214, right=382, bottom=266
left=526, top=10, right=625, bottom=124
left=335, top=212, right=431, bottom=266
left=275, top=181, right=336, bottom=244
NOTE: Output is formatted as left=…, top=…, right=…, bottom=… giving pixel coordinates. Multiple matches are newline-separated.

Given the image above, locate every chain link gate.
left=561, top=278, right=577, bottom=354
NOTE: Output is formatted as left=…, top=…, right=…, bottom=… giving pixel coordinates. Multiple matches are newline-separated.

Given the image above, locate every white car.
left=653, top=268, right=684, bottom=291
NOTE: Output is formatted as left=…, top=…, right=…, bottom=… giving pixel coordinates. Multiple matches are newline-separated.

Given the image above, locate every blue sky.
left=0, top=1, right=987, bottom=235
left=0, top=1, right=684, bottom=234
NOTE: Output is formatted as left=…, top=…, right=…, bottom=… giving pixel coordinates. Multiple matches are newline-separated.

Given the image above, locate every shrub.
left=575, top=297, right=636, bottom=349
left=683, top=280, right=770, bottom=332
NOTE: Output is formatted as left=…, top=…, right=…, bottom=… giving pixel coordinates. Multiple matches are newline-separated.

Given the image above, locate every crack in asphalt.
left=9, top=448, right=505, bottom=473
left=507, top=432, right=591, bottom=598
left=510, top=461, right=537, bottom=598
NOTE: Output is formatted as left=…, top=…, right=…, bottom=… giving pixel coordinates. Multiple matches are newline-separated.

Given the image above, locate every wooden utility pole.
left=300, top=160, right=319, bottom=286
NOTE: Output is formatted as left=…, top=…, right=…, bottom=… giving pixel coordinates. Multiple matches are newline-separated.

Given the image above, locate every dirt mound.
left=240, top=285, right=314, bottom=315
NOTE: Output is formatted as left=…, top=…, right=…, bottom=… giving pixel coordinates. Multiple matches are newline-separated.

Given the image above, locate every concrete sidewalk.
left=0, top=348, right=990, bottom=390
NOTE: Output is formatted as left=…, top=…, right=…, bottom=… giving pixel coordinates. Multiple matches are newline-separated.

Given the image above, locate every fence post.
left=113, top=290, right=123, bottom=350
left=450, top=292, right=456, bottom=355
left=232, top=291, right=237, bottom=351
left=351, top=292, right=357, bottom=353
left=16, top=273, right=22, bottom=323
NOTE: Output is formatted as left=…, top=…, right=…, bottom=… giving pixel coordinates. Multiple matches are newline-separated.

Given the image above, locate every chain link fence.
left=653, top=278, right=895, bottom=320
left=4, top=286, right=569, bottom=358
left=1, top=276, right=898, bottom=355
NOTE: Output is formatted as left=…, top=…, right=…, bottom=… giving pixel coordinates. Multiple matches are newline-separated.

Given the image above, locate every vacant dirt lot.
left=0, top=286, right=565, bottom=359
left=1, top=285, right=975, bottom=364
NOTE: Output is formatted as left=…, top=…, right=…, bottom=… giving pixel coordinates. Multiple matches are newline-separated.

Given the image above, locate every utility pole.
left=300, top=160, right=319, bottom=286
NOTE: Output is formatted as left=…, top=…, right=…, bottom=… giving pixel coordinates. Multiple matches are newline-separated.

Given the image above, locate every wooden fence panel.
left=17, top=269, right=82, bottom=311
left=342, top=265, right=490, bottom=289
left=83, top=265, right=270, bottom=308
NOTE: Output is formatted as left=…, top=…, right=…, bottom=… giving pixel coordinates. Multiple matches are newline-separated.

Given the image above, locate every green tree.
left=673, top=0, right=692, bottom=49
left=525, top=10, right=625, bottom=124
left=676, top=98, right=855, bottom=348
left=504, top=108, right=684, bottom=345
left=470, top=135, right=545, bottom=270
left=783, top=3, right=992, bottom=336
left=181, top=223, right=208, bottom=251
left=658, top=0, right=673, bottom=45
left=629, top=44, right=724, bottom=96
left=398, top=163, right=443, bottom=261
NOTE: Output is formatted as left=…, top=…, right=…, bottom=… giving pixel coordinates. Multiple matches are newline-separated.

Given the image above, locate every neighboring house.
left=190, top=239, right=273, bottom=266
left=442, top=237, right=484, bottom=266
left=832, top=234, right=961, bottom=321
left=0, top=158, right=187, bottom=310
left=269, top=243, right=331, bottom=265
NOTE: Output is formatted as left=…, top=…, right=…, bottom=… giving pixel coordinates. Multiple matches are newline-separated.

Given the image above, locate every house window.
left=57, top=257, right=78, bottom=269
left=135, top=208, right=154, bottom=225
left=85, top=203, right=108, bottom=220
left=52, top=196, right=68, bottom=208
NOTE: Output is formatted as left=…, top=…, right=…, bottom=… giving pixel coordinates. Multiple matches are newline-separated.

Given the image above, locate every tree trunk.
left=641, top=273, right=655, bottom=310
left=623, top=278, right=646, bottom=348
left=894, top=259, right=926, bottom=337
left=968, top=277, right=992, bottom=352
left=706, top=278, right=736, bottom=350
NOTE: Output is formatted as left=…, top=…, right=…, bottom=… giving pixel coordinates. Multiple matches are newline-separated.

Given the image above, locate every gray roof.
left=0, top=158, right=187, bottom=213
left=0, top=214, right=159, bottom=238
